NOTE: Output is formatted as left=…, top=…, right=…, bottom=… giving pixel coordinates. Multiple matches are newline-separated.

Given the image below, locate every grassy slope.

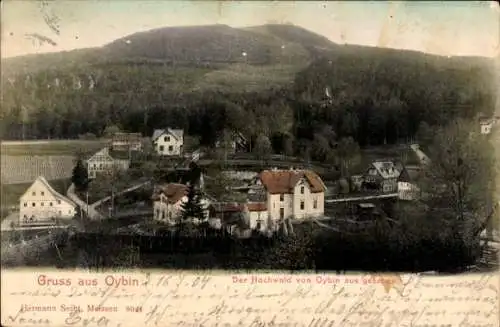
left=1, top=140, right=109, bottom=156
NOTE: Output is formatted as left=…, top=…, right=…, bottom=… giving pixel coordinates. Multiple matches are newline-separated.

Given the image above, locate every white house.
left=19, top=176, right=77, bottom=225
left=152, top=183, right=210, bottom=224
left=86, top=147, right=130, bottom=179
left=480, top=118, right=496, bottom=135
left=250, top=168, right=327, bottom=221
left=152, top=128, right=184, bottom=156
left=397, top=167, right=421, bottom=201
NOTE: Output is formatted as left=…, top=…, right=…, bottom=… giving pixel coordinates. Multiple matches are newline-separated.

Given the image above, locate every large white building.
left=86, top=147, right=130, bottom=179
left=19, top=176, right=77, bottom=225
left=249, top=168, right=327, bottom=222
left=152, top=128, right=184, bottom=156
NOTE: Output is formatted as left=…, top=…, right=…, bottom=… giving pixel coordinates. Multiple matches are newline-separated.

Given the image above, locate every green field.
left=1, top=140, right=109, bottom=156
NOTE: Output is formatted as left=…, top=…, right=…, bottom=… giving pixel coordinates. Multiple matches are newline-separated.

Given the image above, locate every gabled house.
left=86, top=147, right=130, bottom=179
left=19, top=176, right=76, bottom=225
left=250, top=168, right=327, bottom=221
left=363, top=161, right=400, bottom=193
left=152, top=183, right=210, bottom=225
left=215, top=130, right=248, bottom=154
left=111, top=132, right=142, bottom=152
left=152, top=128, right=184, bottom=156
left=397, top=167, right=422, bottom=201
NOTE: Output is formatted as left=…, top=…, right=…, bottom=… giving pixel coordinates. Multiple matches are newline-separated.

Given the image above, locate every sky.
left=1, top=1, right=499, bottom=59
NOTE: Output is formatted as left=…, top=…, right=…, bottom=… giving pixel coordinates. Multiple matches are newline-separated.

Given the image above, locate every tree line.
left=1, top=51, right=495, bottom=163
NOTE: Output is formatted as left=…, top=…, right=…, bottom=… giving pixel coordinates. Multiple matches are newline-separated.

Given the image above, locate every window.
left=280, top=194, right=284, bottom=201
left=50, top=202, right=53, bottom=206
left=168, top=145, right=173, bottom=152
left=300, top=186, right=304, bottom=194
left=280, top=208, right=284, bottom=219
left=300, top=201, right=304, bottom=210
left=24, top=203, right=27, bottom=207
left=32, top=191, right=36, bottom=196
left=57, top=200, right=61, bottom=204
left=313, top=199, right=317, bottom=209
left=41, top=202, right=44, bottom=206
left=58, top=211, right=62, bottom=215
left=69, top=210, right=72, bottom=214
left=41, top=191, right=45, bottom=196
left=164, top=136, right=170, bottom=142
left=159, top=145, right=164, bottom=152
left=32, top=202, right=36, bottom=207
left=156, top=209, right=160, bottom=219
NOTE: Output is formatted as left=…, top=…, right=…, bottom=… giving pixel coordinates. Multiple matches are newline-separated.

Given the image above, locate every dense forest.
left=1, top=24, right=496, bottom=160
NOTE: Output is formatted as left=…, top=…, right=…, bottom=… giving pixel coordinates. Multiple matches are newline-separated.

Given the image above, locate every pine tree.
left=180, top=183, right=205, bottom=222
left=72, top=159, right=89, bottom=192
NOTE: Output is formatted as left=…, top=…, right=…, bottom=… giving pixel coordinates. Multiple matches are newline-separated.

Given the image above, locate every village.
left=2, top=115, right=499, bottom=245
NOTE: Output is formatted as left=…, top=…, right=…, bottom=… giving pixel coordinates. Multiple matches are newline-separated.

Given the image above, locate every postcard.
left=1, top=1, right=499, bottom=326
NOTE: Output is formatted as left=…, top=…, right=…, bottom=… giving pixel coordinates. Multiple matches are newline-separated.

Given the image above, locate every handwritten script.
left=1, top=271, right=498, bottom=327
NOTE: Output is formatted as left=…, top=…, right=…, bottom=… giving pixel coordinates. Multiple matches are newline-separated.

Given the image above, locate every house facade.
left=111, top=132, right=142, bottom=151
left=397, top=167, right=421, bottom=201
left=251, top=168, right=326, bottom=221
left=152, top=128, right=184, bottom=156
left=19, top=176, right=76, bottom=225
left=86, top=147, right=130, bottom=179
left=152, top=183, right=210, bottom=224
left=363, top=161, right=400, bottom=193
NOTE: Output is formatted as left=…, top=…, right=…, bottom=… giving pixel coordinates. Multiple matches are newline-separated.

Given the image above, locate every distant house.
left=209, top=202, right=269, bottom=235
left=250, top=168, right=327, bottom=221
left=480, top=118, right=497, bottom=135
left=397, top=167, right=421, bottom=201
left=86, top=147, right=130, bottom=179
left=215, top=130, right=248, bottom=154
left=363, top=161, right=400, bottom=193
left=152, top=128, right=184, bottom=156
left=111, top=132, right=142, bottom=152
left=152, top=183, right=210, bottom=225
left=19, top=176, right=76, bottom=225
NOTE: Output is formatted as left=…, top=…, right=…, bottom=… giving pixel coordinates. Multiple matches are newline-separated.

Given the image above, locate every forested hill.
left=0, top=23, right=496, bottom=157
left=1, top=24, right=334, bottom=76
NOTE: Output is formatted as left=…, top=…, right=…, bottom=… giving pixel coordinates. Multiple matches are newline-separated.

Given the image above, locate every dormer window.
left=300, top=186, right=304, bottom=194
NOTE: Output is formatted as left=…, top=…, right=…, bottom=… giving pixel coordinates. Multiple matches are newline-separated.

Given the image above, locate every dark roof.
left=398, top=167, right=421, bottom=183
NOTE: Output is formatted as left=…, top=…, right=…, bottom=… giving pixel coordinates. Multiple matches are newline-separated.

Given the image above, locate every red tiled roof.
left=247, top=202, right=267, bottom=212
left=258, top=169, right=326, bottom=194
left=151, top=183, right=188, bottom=204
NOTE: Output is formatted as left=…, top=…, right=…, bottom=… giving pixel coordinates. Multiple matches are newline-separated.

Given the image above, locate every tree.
left=71, top=159, right=89, bottom=192
left=336, top=137, right=361, bottom=177
left=102, top=124, right=121, bottom=138
left=180, top=183, right=205, bottom=223
left=415, top=121, right=434, bottom=148
left=253, top=134, right=272, bottom=161
left=420, top=118, right=495, bottom=239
